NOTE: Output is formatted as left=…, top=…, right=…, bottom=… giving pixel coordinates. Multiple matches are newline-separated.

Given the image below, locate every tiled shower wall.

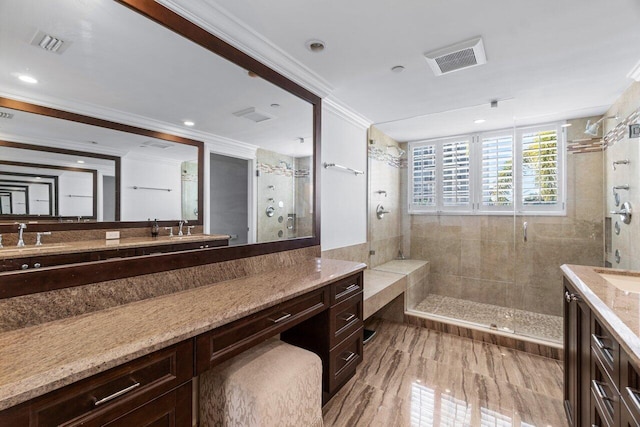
left=408, top=120, right=604, bottom=317
left=604, top=82, right=640, bottom=270
left=367, top=126, right=405, bottom=268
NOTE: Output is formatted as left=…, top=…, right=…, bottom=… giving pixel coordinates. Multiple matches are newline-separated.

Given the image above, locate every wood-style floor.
left=323, top=319, right=568, bottom=427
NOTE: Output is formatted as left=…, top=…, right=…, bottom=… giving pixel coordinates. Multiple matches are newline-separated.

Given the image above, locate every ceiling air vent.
left=424, top=36, right=487, bottom=76
left=140, top=140, right=173, bottom=150
left=233, top=107, right=274, bottom=123
left=30, top=30, right=70, bottom=54
left=0, top=111, right=14, bottom=119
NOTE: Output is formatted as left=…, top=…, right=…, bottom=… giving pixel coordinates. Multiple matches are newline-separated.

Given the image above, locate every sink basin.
left=598, top=271, right=640, bottom=293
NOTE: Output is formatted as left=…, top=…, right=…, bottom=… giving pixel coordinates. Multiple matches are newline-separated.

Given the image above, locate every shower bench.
left=363, top=260, right=429, bottom=320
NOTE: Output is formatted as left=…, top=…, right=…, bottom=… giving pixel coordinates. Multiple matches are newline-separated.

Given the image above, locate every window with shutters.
left=409, top=123, right=564, bottom=215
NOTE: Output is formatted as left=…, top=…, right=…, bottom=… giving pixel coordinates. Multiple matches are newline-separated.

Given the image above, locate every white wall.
left=58, top=171, right=93, bottom=217
left=120, top=156, right=182, bottom=221
left=321, top=104, right=368, bottom=250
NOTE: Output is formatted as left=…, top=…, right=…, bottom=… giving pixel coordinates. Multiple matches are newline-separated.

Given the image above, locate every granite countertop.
left=562, top=264, right=640, bottom=366
left=0, top=257, right=366, bottom=411
left=0, top=234, right=230, bottom=260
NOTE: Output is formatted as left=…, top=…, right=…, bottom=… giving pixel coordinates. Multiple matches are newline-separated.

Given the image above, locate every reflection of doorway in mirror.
left=103, top=176, right=116, bottom=222
left=181, top=161, right=198, bottom=221
left=209, top=153, right=249, bottom=246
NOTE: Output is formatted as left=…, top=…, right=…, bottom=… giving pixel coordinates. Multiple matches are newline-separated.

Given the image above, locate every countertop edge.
left=561, top=264, right=640, bottom=367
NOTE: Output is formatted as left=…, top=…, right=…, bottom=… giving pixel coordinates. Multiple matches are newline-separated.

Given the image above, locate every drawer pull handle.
left=343, top=284, right=358, bottom=292
left=340, top=313, right=356, bottom=322
left=592, top=334, right=612, bottom=351
left=626, top=387, right=640, bottom=413
left=94, top=382, right=141, bottom=406
left=341, top=352, right=356, bottom=363
left=592, top=380, right=613, bottom=402
left=268, top=312, right=292, bottom=323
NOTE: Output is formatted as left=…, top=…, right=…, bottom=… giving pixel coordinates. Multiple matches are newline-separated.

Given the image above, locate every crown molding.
left=322, top=97, right=372, bottom=129
left=158, top=0, right=334, bottom=98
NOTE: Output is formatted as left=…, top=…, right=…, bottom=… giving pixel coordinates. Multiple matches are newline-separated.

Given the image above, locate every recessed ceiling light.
left=35, top=177, right=42, bottom=180
left=183, top=120, right=195, bottom=127
left=18, top=74, right=38, bottom=84
left=561, top=123, right=572, bottom=128
left=77, top=160, right=85, bottom=164
left=305, top=39, right=326, bottom=53
left=474, top=119, right=486, bottom=124
left=247, top=71, right=259, bottom=78
left=270, top=103, right=280, bottom=108
left=391, top=65, right=405, bottom=73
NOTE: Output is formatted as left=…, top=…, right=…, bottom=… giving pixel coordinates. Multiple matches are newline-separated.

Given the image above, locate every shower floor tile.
left=413, top=294, right=563, bottom=344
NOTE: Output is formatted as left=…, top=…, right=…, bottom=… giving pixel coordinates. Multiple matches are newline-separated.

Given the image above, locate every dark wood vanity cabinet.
left=564, top=277, right=640, bottom=427
left=0, top=239, right=229, bottom=271
left=282, top=273, right=364, bottom=404
left=563, top=277, right=593, bottom=426
left=0, top=271, right=364, bottom=425
left=0, top=341, right=193, bottom=426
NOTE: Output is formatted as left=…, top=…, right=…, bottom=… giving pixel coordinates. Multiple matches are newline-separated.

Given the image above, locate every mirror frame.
left=0, top=0, right=321, bottom=298
left=0, top=140, right=109, bottom=220
left=0, top=96, right=204, bottom=232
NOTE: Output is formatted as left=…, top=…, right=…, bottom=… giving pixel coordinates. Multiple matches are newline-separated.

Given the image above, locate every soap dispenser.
left=151, top=219, right=160, bottom=238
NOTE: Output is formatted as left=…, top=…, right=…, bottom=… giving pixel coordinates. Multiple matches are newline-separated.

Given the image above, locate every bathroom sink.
left=598, top=271, right=640, bottom=293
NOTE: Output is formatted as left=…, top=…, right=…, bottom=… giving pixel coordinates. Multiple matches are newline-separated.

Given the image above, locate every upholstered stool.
left=199, top=338, right=323, bottom=427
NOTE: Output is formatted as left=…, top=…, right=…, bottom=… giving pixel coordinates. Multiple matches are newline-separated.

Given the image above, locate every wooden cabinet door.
left=563, top=279, right=591, bottom=426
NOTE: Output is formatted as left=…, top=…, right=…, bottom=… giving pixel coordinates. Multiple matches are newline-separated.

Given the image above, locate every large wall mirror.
left=0, top=0, right=320, bottom=272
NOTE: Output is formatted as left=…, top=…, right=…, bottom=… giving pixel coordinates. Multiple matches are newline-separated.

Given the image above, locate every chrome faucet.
left=178, top=220, right=188, bottom=236
left=186, top=225, right=195, bottom=236
left=17, top=223, right=26, bottom=247
left=164, top=226, right=174, bottom=237
left=35, top=232, right=52, bottom=246
left=0, top=234, right=3, bottom=248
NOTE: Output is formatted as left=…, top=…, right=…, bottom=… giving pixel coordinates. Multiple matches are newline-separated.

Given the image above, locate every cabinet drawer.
left=196, top=287, right=328, bottom=373
left=29, top=341, right=193, bottom=427
left=328, top=327, right=363, bottom=394
left=621, top=350, right=640, bottom=424
left=330, top=273, right=363, bottom=305
left=329, top=291, right=363, bottom=348
left=592, top=315, right=619, bottom=387
left=101, top=382, right=192, bottom=427
left=591, top=349, right=619, bottom=427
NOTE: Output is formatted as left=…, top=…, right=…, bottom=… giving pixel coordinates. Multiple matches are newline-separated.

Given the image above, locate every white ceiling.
left=187, top=0, right=640, bottom=141
left=0, top=0, right=313, bottom=158
left=1, top=0, right=639, bottom=149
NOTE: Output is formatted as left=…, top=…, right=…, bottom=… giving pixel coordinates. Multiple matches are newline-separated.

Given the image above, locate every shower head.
left=387, top=145, right=406, bottom=157
left=584, top=119, right=600, bottom=136
left=584, top=114, right=619, bottom=137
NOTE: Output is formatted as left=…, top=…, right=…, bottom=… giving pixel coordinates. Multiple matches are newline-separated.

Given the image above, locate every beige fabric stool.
left=199, top=338, right=323, bottom=427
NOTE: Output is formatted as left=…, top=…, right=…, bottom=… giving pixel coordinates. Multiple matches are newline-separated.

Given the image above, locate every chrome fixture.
left=178, top=220, right=188, bottom=236
left=396, top=250, right=406, bottom=260
left=0, top=234, right=3, bottom=248
left=266, top=206, right=275, bottom=217
left=375, top=190, right=387, bottom=197
left=323, top=162, right=364, bottom=175
left=584, top=115, right=618, bottom=136
left=187, top=225, right=195, bottom=236
left=613, top=159, right=630, bottom=170
left=610, top=201, right=632, bottom=225
left=35, top=231, right=52, bottom=246
left=386, top=145, right=406, bottom=157
left=376, top=204, right=390, bottom=219
left=614, top=191, right=621, bottom=207
left=564, top=291, right=583, bottom=303
left=613, top=185, right=630, bottom=194
left=615, top=221, right=621, bottom=235
left=164, top=226, right=174, bottom=237
left=523, top=221, right=528, bottom=242
left=615, top=249, right=621, bottom=264
left=16, top=223, right=26, bottom=247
